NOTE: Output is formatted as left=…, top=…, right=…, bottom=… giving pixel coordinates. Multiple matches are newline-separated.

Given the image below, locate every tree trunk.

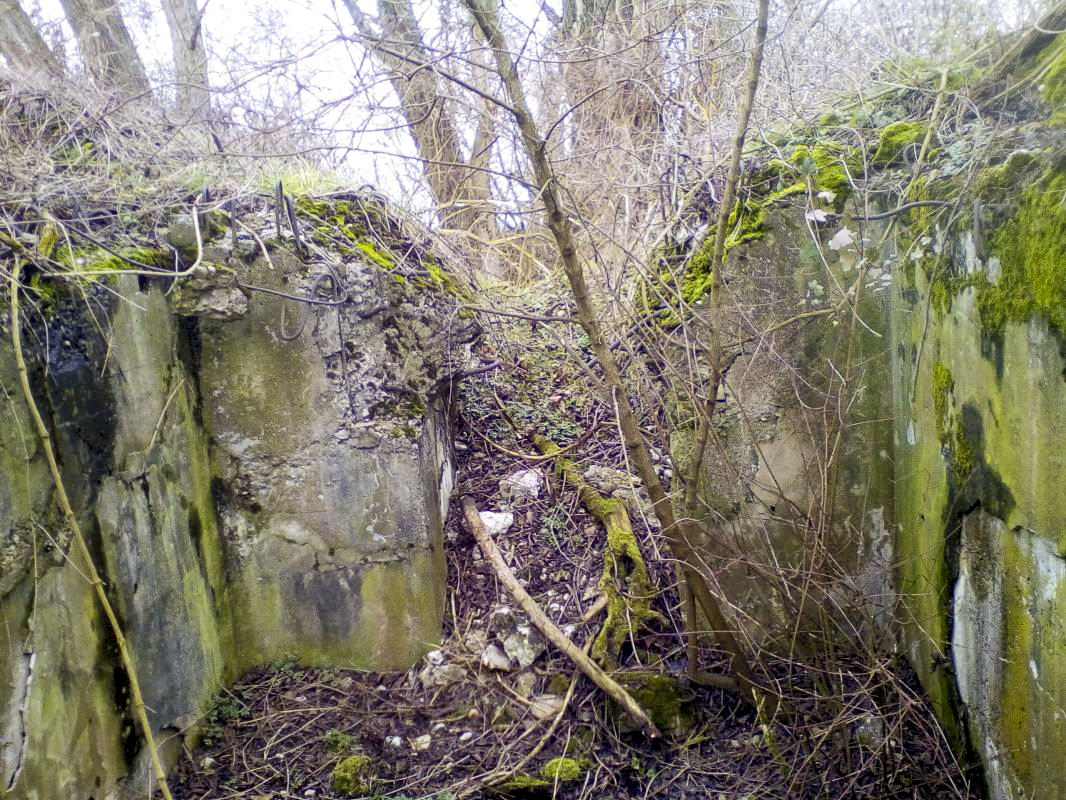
left=0, top=0, right=63, bottom=78
left=341, top=0, right=485, bottom=233
left=58, top=0, right=150, bottom=95
left=461, top=0, right=770, bottom=711
left=161, top=0, right=209, bottom=114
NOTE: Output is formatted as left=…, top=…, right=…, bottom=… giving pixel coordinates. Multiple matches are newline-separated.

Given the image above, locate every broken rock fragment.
left=489, top=605, right=547, bottom=669
left=499, top=468, right=542, bottom=501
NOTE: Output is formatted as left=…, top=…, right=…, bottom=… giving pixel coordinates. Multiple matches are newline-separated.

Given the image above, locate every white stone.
left=480, top=643, right=513, bottom=671
left=488, top=606, right=547, bottom=668
left=410, top=734, right=432, bottom=752
left=499, top=468, right=542, bottom=500
left=478, top=510, right=515, bottom=536
left=419, top=662, right=467, bottom=689
left=529, top=694, right=565, bottom=720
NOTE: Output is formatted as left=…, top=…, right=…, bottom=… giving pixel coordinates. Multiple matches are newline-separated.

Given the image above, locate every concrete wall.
left=0, top=206, right=469, bottom=799
left=887, top=154, right=1066, bottom=798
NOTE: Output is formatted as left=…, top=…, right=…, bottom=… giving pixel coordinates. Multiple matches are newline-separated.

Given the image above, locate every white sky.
left=26, top=0, right=556, bottom=209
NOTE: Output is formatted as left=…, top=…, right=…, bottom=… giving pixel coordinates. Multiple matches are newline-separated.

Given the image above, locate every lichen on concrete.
left=0, top=186, right=475, bottom=799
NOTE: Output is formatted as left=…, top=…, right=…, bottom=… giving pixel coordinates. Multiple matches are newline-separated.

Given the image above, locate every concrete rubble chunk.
left=478, top=510, right=515, bottom=537
left=480, top=642, right=513, bottom=672
left=489, top=605, right=547, bottom=669
left=419, top=661, right=468, bottom=689
left=499, top=468, right=542, bottom=500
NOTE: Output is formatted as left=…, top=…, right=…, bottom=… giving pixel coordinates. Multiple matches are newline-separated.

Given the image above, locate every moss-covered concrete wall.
left=200, top=247, right=453, bottom=673
left=0, top=277, right=231, bottom=798
left=669, top=24, right=1064, bottom=795
left=0, top=194, right=471, bottom=799
left=888, top=151, right=1066, bottom=799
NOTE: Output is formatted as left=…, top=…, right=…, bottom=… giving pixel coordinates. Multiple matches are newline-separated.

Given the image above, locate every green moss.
left=296, top=196, right=370, bottom=252
left=953, top=423, right=976, bottom=480
left=546, top=674, right=570, bottom=695
left=674, top=199, right=767, bottom=308
left=540, top=757, right=583, bottom=782
left=929, top=362, right=977, bottom=480
left=1040, top=42, right=1066, bottom=110
left=724, top=201, right=767, bottom=251
left=616, top=674, right=695, bottom=736
left=413, top=258, right=464, bottom=297
left=495, top=773, right=551, bottom=794
left=59, top=245, right=170, bottom=273
left=975, top=168, right=1066, bottom=339
left=37, top=220, right=58, bottom=260
left=355, top=239, right=394, bottom=270
left=592, top=499, right=662, bottom=667
left=323, top=729, right=357, bottom=754
left=790, top=141, right=861, bottom=209
left=930, top=279, right=951, bottom=314
left=295, top=196, right=353, bottom=223
left=28, top=245, right=171, bottom=310
left=535, top=436, right=661, bottom=667
left=975, top=151, right=1040, bottom=199
left=330, top=754, right=371, bottom=796
left=872, top=121, right=929, bottom=167
left=932, top=363, right=953, bottom=442
left=679, top=235, right=715, bottom=305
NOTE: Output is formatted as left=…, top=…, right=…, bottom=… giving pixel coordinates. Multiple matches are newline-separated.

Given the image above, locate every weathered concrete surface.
left=671, top=205, right=894, bottom=650
left=0, top=277, right=228, bottom=799
left=671, top=74, right=1063, bottom=795
left=200, top=247, right=458, bottom=671
left=0, top=195, right=472, bottom=798
left=889, top=215, right=1066, bottom=799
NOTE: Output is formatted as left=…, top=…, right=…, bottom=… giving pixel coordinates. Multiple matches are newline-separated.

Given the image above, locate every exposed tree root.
left=534, top=435, right=663, bottom=669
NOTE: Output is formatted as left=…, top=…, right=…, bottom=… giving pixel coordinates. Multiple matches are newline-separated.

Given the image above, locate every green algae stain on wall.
left=975, top=167, right=1066, bottom=360
left=888, top=151, right=1066, bottom=795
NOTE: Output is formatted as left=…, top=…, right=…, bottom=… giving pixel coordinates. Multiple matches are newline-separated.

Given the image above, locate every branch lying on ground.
left=461, top=496, right=660, bottom=738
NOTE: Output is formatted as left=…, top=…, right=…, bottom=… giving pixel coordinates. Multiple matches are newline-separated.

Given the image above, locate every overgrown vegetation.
left=3, top=1, right=1064, bottom=799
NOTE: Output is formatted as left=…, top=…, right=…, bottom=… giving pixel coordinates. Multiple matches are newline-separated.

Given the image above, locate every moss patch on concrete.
left=975, top=167, right=1066, bottom=341
left=789, top=141, right=861, bottom=209
left=872, top=121, right=929, bottom=167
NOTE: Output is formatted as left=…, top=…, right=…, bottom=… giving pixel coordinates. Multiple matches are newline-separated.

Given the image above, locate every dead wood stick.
left=461, top=497, right=660, bottom=739
left=581, top=594, right=608, bottom=623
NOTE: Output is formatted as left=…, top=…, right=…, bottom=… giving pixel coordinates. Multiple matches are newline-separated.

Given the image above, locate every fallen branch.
left=461, top=496, right=660, bottom=738
left=462, top=414, right=601, bottom=462
left=455, top=620, right=594, bottom=799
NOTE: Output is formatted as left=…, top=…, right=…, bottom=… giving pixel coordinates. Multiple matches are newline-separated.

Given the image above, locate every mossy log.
left=534, top=435, right=663, bottom=669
